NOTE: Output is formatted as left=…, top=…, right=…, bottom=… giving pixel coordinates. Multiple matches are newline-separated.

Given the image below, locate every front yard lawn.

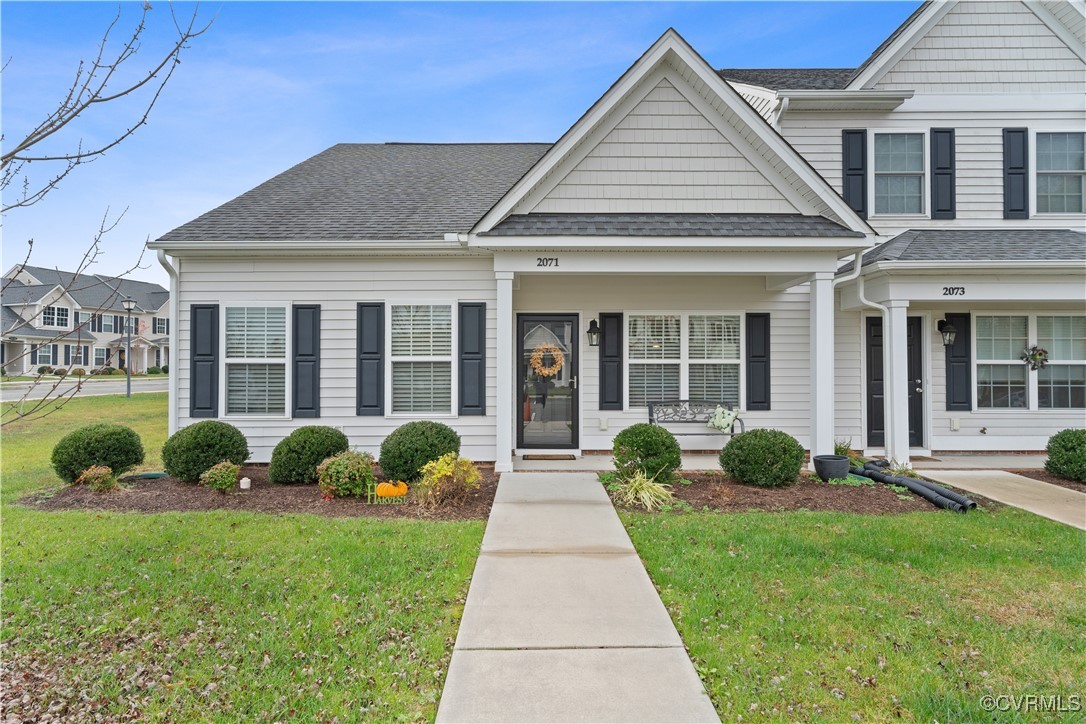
left=625, top=509, right=1085, bottom=721
left=2, top=393, right=483, bottom=721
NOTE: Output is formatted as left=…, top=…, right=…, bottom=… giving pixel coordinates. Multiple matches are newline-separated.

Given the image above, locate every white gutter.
left=834, top=251, right=895, bottom=462
left=157, top=250, right=179, bottom=436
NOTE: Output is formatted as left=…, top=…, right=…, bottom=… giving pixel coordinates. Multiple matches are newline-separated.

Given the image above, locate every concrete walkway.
left=437, top=473, right=718, bottom=723
left=922, top=470, right=1086, bottom=530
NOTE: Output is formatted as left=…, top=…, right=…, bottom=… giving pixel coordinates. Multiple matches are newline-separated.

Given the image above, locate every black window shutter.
left=190, top=304, right=219, bottom=418
left=114, top=315, right=124, bottom=333
left=599, top=313, right=624, bottom=410
left=82, top=345, right=89, bottom=366
left=944, top=313, right=972, bottom=411
left=458, top=303, right=486, bottom=416
left=842, top=130, right=867, bottom=219
left=166, top=318, right=170, bottom=335
left=90, top=314, right=100, bottom=333
left=292, top=304, right=321, bottom=418
left=930, top=128, right=956, bottom=219
left=746, top=313, right=771, bottom=411
left=152, top=316, right=159, bottom=334
left=1003, top=128, right=1029, bottom=219
left=64, top=345, right=71, bottom=366
left=356, top=303, right=384, bottom=416
left=31, top=344, right=39, bottom=365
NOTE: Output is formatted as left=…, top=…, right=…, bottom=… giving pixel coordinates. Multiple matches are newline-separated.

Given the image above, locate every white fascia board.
left=863, top=260, right=1085, bottom=275
left=847, top=0, right=957, bottom=90
left=147, top=239, right=467, bottom=254
left=1028, top=1, right=1086, bottom=61
left=472, top=235, right=873, bottom=252
left=777, top=89, right=913, bottom=111
left=492, top=249, right=845, bottom=275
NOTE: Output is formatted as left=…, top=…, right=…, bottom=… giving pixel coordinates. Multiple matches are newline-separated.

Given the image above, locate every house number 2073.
left=536, top=257, right=559, bottom=267
left=942, top=286, right=966, bottom=296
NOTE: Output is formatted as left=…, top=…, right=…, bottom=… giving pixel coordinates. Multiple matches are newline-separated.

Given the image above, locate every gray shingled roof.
left=718, top=68, right=855, bottom=91
left=481, top=213, right=864, bottom=238
left=158, top=143, right=552, bottom=243
left=8, top=267, right=168, bottom=312
left=840, top=229, right=1086, bottom=272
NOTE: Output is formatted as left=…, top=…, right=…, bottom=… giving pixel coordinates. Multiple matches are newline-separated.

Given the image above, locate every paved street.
left=1, top=377, right=168, bottom=403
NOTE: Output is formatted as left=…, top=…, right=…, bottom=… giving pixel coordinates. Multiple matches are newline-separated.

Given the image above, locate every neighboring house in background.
left=150, top=0, right=1085, bottom=468
left=1, top=265, right=171, bottom=376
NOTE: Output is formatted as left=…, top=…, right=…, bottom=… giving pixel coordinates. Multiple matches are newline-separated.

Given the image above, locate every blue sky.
left=2, top=1, right=919, bottom=286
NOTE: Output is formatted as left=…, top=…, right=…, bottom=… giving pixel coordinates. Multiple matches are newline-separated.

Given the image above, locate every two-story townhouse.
left=1, top=265, right=171, bottom=376
left=150, top=0, right=1084, bottom=468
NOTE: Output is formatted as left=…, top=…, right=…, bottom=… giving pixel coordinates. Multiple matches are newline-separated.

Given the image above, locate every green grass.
left=624, top=509, right=1085, bottom=721
left=2, top=393, right=483, bottom=721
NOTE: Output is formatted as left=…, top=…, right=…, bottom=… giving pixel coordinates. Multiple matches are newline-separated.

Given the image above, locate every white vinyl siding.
left=874, top=133, right=924, bottom=215
left=42, top=305, right=69, bottom=328
left=224, top=306, right=287, bottom=416
left=627, top=313, right=741, bottom=408
left=1037, top=315, right=1086, bottom=409
left=390, top=304, right=453, bottom=414
left=1036, top=132, right=1085, bottom=213
left=976, top=315, right=1028, bottom=409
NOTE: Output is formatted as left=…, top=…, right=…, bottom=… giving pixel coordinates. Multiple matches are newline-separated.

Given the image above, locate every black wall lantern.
left=586, top=318, right=601, bottom=347
left=937, top=319, right=957, bottom=347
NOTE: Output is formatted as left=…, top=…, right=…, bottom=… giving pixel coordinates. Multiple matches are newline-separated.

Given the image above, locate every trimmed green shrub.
left=613, top=423, right=682, bottom=483
left=51, top=423, right=144, bottom=483
left=162, top=420, right=250, bottom=482
left=71, top=367, right=86, bottom=376
left=54, top=368, right=67, bottom=377
left=269, top=426, right=349, bottom=484
left=37, top=366, right=53, bottom=375
left=162, top=364, right=169, bottom=373
left=317, top=450, right=376, bottom=499
left=200, top=460, right=240, bottom=494
left=720, top=428, right=804, bottom=488
left=1045, top=428, right=1086, bottom=482
left=146, top=365, right=163, bottom=375
left=75, top=465, right=119, bottom=492
left=379, top=421, right=461, bottom=482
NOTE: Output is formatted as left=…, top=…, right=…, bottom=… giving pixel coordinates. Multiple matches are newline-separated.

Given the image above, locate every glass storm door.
left=518, top=314, right=578, bottom=449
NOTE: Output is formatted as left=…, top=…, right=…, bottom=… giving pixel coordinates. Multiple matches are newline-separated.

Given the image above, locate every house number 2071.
left=536, top=257, right=559, bottom=267
left=942, top=286, right=966, bottom=296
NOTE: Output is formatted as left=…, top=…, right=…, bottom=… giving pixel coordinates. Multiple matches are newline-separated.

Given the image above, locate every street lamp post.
left=122, top=297, right=136, bottom=398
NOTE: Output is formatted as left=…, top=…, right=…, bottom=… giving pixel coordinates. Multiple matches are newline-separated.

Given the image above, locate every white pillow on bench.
left=707, top=406, right=739, bottom=433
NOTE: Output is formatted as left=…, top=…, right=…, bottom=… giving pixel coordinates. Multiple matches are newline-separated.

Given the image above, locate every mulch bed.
left=1006, top=469, right=1086, bottom=494
left=611, top=471, right=994, bottom=515
left=26, top=464, right=498, bottom=521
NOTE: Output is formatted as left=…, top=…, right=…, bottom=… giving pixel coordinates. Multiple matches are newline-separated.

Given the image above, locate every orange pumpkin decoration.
left=376, top=481, right=408, bottom=498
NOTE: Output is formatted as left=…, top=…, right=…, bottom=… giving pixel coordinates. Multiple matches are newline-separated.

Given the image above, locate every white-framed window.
left=390, top=304, right=453, bottom=414
left=1036, top=132, right=1085, bottom=214
left=1037, top=315, right=1085, bottom=409
left=975, top=314, right=1085, bottom=410
left=42, top=305, right=69, bottom=328
left=153, top=317, right=168, bottom=335
left=873, top=132, right=925, bottom=215
left=101, top=315, right=115, bottom=333
left=70, top=345, right=88, bottom=366
left=32, top=344, right=56, bottom=366
left=627, top=313, right=742, bottom=408
left=76, top=311, right=91, bottom=328
left=94, top=348, right=109, bottom=367
left=223, top=306, right=287, bottom=416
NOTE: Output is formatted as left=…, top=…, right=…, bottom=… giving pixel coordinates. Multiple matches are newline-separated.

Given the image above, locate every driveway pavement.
left=436, top=472, right=718, bottom=723
left=921, top=470, right=1085, bottom=530
left=0, top=377, right=168, bottom=402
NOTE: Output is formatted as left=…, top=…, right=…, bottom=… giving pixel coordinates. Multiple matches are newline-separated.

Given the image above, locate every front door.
left=866, top=316, right=924, bottom=448
left=517, top=314, right=579, bottom=449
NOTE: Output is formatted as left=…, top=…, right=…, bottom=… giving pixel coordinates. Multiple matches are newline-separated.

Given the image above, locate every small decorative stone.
left=239, top=477, right=251, bottom=490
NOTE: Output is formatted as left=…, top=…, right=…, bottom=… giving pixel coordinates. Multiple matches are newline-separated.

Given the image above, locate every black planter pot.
left=813, top=454, right=851, bottom=481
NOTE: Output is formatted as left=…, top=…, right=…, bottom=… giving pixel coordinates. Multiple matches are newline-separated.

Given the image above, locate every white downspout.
left=157, top=250, right=180, bottom=435
left=834, top=251, right=894, bottom=462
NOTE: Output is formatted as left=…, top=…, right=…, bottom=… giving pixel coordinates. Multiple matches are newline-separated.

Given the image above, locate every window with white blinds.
left=224, top=306, right=287, bottom=416
left=628, top=314, right=741, bottom=407
left=390, top=304, right=453, bottom=414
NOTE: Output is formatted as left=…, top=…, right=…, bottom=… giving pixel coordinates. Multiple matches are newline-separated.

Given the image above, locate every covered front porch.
left=488, top=247, right=853, bottom=473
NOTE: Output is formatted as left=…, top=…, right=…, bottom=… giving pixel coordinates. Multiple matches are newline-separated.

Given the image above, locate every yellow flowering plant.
left=416, top=452, right=481, bottom=508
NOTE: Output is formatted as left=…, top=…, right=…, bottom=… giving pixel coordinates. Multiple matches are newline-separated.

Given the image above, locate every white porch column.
left=809, top=272, right=835, bottom=461
left=495, top=272, right=515, bottom=472
left=141, top=346, right=148, bottom=373
left=884, top=301, right=911, bottom=466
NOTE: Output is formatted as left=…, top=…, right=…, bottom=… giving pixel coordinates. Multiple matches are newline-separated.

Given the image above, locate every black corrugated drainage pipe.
left=850, top=463, right=974, bottom=514
left=864, top=461, right=977, bottom=511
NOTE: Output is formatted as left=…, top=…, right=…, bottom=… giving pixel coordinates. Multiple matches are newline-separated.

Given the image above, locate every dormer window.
left=874, top=133, right=925, bottom=215
left=42, top=305, right=69, bottom=328
left=1037, top=132, right=1084, bottom=213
